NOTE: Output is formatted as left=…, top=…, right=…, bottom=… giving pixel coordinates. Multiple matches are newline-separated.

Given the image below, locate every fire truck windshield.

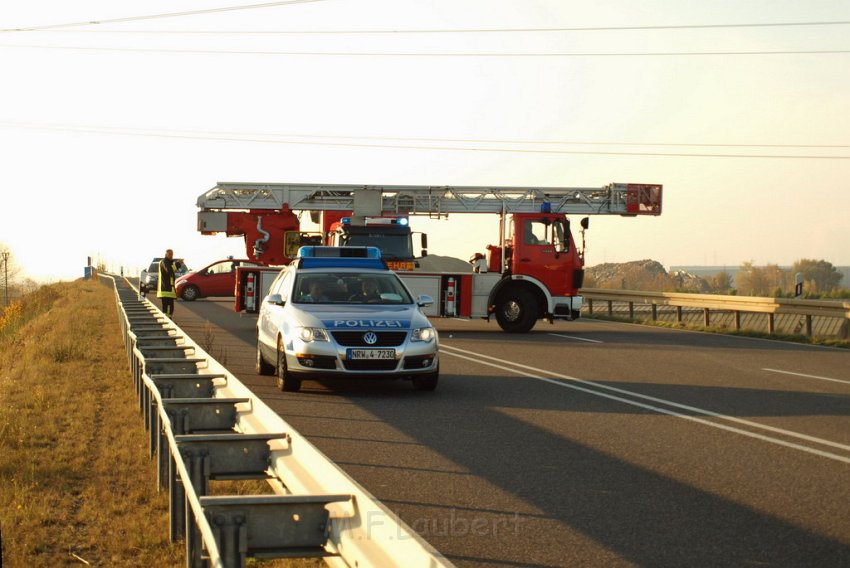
left=340, top=232, right=414, bottom=260
left=552, top=220, right=570, bottom=252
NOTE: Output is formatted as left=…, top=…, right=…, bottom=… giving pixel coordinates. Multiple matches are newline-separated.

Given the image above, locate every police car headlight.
left=411, top=327, right=436, bottom=342
left=298, top=327, right=329, bottom=342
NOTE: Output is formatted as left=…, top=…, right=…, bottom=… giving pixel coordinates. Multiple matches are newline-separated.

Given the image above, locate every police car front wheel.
left=276, top=337, right=302, bottom=392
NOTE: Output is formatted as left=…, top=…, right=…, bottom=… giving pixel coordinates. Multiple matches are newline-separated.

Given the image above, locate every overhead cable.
left=0, top=0, right=330, bottom=33
left=21, top=20, right=850, bottom=35
left=2, top=43, right=849, bottom=57
left=1, top=121, right=847, bottom=159
left=8, top=120, right=843, bottom=149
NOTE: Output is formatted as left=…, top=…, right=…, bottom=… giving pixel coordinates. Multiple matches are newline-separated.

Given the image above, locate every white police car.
left=256, top=246, right=439, bottom=392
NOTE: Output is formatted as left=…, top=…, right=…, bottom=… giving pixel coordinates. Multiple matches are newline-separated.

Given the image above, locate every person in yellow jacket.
left=157, top=249, right=183, bottom=318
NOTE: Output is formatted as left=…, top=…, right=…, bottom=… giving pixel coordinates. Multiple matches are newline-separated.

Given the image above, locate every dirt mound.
left=417, top=254, right=473, bottom=273
left=587, top=259, right=710, bottom=292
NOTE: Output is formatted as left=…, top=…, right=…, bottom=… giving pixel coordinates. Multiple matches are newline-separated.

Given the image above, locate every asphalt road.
left=166, top=296, right=850, bottom=567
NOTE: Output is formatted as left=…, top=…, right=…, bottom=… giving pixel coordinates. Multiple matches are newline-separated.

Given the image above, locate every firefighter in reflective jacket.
left=157, top=249, right=182, bottom=318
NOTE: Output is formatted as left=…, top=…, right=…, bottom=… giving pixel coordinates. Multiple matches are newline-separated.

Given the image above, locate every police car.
left=256, top=246, right=439, bottom=392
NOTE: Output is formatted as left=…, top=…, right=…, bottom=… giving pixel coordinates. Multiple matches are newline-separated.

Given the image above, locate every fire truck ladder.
left=197, top=182, right=662, bottom=217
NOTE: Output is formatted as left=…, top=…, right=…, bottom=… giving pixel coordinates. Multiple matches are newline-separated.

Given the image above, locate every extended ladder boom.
left=197, top=182, right=662, bottom=216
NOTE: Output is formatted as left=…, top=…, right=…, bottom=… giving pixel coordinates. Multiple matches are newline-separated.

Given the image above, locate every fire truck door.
left=516, top=218, right=571, bottom=297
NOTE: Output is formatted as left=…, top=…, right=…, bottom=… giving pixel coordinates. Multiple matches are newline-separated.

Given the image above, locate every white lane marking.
left=439, top=344, right=850, bottom=463
left=762, top=368, right=850, bottom=386
left=548, top=333, right=603, bottom=344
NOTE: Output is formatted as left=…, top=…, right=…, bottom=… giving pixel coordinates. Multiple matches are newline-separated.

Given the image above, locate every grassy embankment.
left=0, top=279, right=318, bottom=567
left=0, top=278, right=184, bottom=566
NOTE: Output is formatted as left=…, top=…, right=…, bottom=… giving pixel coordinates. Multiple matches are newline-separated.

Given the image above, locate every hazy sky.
left=1, top=0, right=849, bottom=281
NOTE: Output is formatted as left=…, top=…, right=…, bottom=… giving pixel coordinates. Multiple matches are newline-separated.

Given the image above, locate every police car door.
left=259, top=269, right=291, bottom=347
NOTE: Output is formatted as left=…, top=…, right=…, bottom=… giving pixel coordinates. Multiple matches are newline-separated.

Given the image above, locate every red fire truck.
left=196, top=182, right=662, bottom=332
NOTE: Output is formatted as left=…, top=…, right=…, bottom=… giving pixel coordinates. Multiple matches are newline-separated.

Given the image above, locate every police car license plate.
left=347, top=349, right=395, bottom=360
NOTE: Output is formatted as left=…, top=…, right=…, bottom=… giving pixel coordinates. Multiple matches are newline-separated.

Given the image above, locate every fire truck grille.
left=331, top=331, right=407, bottom=347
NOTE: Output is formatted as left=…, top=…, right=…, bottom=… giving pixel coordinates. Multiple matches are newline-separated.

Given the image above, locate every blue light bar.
left=397, top=217, right=409, bottom=226
left=297, top=246, right=382, bottom=259
left=340, top=217, right=351, bottom=224
left=296, top=246, right=387, bottom=269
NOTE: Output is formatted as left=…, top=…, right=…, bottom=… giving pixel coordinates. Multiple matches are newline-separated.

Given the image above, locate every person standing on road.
left=157, top=249, right=182, bottom=318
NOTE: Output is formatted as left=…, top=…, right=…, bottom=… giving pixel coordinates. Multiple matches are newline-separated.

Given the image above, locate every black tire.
left=494, top=288, right=538, bottom=333
left=276, top=337, right=302, bottom=392
left=181, top=285, right=200, bottom=301
left=412, top=366, right=439, bottom=391
left=256, top=337, right=275, bottom=376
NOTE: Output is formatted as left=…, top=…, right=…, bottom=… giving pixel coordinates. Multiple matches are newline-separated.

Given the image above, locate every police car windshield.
left=293, top=272, right=414, bottom=305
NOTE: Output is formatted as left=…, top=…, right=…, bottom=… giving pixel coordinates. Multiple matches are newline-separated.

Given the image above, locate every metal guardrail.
left=98, top=274, right=453, bottom=568
left=582, top=288, right=850, bottom=338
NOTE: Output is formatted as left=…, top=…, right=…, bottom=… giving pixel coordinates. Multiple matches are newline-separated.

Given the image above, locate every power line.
left=1, top=121, right=847, bottom=159
left=0, top=0, right=331, bottom=33
left=8, top=120, right=843, bottom=149
left=8, top=19, right=850, bottom=35
left=3, top=43, right=849, bottom=57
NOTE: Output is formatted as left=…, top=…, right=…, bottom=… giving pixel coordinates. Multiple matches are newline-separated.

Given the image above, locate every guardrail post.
left=628, top=302, right=634, bottom=320
left=183, top=451, right=208, bottom=568
left=607, top=300, right=613, bottom=317
left=734, top=311, right=741, bottom=331
left=158, top=423, right=169, bottom=491
left=651, top=304, right=657, bottom=321
left=676, top=306, right=682, bottom=323
left=768, top=313, right=775, bottom=334
left=703, top=308, right=710, bottom=327
left=170, top=452, right=187, bottom=541
left=805, top=315, right=813, bottom=337
left=150, top=399, right=159, bottom=458
left=201, top=495, right=351, bottom=565
left=588, top=299, right=593, bottom=315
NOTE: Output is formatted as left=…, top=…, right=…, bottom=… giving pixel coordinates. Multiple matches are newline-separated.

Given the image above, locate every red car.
left=175, top=259, right=264, bottom=301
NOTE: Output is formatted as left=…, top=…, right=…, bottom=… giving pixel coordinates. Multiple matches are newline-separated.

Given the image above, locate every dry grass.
left=0, top=279, right=322, bottom=568
left=0, top=279, right=183, bottom=567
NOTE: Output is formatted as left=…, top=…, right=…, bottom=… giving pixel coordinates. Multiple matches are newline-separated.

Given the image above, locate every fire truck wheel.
left=412, top=367, right=439, bottom=391
left=495, top=288, right=537, bottom=333
left=276, top=337, right=302, bottom=392
left=181, top=285, right=200, bottom=301
left=256, top=337, right=275, bottom=376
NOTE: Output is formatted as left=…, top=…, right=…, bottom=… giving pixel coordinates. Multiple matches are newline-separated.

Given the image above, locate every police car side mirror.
left=416, top=294, right=434, bottom=307
left=268, top=293, right=286, bottom=306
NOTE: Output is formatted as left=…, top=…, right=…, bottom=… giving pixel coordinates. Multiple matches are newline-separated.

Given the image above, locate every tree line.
left=0, top=245, right=40, bottom=307
left=713, top=259, right=845, bottom=298
left=587, top=258, right=848, bottom=299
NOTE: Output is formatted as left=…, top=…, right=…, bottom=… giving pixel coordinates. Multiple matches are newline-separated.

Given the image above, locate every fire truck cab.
left=326, top=215, right=428, bottom=272
left=402, top=211, right=587, bottom=333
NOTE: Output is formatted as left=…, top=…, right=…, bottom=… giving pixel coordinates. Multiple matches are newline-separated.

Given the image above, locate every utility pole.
left=1, top=251, right=9, bottom=306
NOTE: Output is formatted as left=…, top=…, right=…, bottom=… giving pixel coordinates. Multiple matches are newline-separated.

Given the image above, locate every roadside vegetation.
left=0, top=278, right=184, bottom=566
left=583, top=257, right=849, bottom=347
left=585, top=257, right=850, bottom=298
left=0, top=277, right=319, bottom=567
